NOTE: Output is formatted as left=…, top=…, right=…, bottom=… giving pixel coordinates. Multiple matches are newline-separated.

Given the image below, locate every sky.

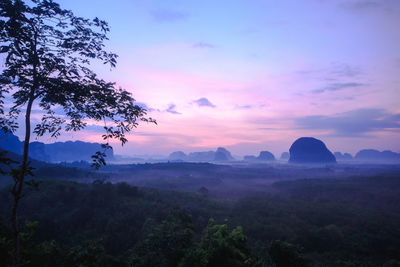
left=13, top=0, right=400, bottom=157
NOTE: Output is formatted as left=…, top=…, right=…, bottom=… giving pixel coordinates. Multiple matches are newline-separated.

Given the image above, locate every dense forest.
left=1, top=164, right=400, bottom=266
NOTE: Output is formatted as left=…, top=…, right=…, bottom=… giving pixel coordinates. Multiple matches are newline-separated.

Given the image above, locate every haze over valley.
left=0, top=0, right=399, bottom=266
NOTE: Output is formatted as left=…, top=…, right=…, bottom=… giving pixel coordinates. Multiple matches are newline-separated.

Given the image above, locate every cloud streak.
left=296, top=62, right=363, bottom=79
left=235, top=104, right=253, bottom=109
left=192, top=42, right=215, bottom=49
left=295, top=108, right=400, bottom=137
left=346, top=1, right=380, bottom=10
left=166, top=104, right=181, bottom=114
left=135, top=102, right=160, bottom=112
left=192, top=97, right=216, bottom=108
left=329, top=62, right=362, bottom=78
left=339, top=0, right=400, bottom=14
left=150, top=9, right=188, bottom=23
left=312, top=82, right=365, bottom=94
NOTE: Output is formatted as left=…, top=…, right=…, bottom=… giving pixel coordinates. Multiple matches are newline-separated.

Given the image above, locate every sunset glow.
left=27, top=0, right=400, bottom=156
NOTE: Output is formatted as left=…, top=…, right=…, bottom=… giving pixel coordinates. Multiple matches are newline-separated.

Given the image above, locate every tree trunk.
left=11, top=95, right=34, bottom=267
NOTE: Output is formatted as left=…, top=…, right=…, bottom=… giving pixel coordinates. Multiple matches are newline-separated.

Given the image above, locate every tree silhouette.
left=0, top=0, right=155, bottom=265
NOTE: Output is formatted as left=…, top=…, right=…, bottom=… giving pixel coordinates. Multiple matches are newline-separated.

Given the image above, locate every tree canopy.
left=0, top=0, right=154, bottom=161
left=0, top=1, right=155, bottom=265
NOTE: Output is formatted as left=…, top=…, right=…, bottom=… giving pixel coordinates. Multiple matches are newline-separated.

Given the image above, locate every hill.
left=0, top=131, right=113, bottom=163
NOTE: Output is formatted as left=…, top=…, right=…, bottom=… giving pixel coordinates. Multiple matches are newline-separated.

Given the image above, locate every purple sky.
left=16, top=0, right=400, bottom=156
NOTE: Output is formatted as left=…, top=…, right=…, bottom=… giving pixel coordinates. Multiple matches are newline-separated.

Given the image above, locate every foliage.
left=383, top=260, right=400, bottom=267
left=0, top=150, right=17, bottom=175
left=180, top=219, right=252, bottom=267
left=65, top=240, right=120, bottom=267
left=0, top=174, right=400, bottom=266
left=0, top=221, right=64, bottom=267
left=0, top=1, right=154, bottom=264
left=130, top=210, right=194, bottom=267
left=268, top=240, right=307, bottom=267
left=0, top=1, right=154, bottom=162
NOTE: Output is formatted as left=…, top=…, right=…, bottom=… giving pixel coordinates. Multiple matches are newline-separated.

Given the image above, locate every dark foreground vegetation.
left=1, top=165, right=400, bottom=267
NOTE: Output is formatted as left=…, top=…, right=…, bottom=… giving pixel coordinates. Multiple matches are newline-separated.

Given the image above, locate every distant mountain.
left=355, top=149, right=400, bottom=162
left=29, top=142, right=50, bottom=162
left=214, top=147, right=234, bottom=161
left=168, top=151, right=187, bottom=161
left=168, top=147, right=235, bottom=162
left=334, top=152, right=353, bottom=161
left=0, top=131, right=21, bottom=154
left=187, top=151, right=215, bottom=161
left=280, top=152, right=289, bottom=160
left=0, top=131, right=113, bottom=162
left=45, top=141, right=114, bottom=162
left=257, top=151, right=275, bottom=161
left=243, top=151, right=275, bottom=162
left=289, top=137, right=336, bottom=164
